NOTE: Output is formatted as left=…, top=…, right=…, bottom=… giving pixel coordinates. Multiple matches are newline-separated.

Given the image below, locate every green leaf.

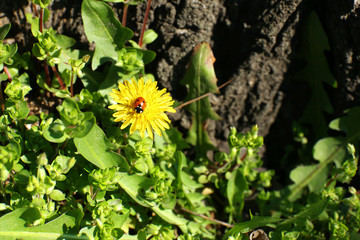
left=81, top=0, right=133, bottom=70
left=30, top=17, right=40, bottom=37
left=288, top=137, right=346, bottom=201
left=98, top=64, right=122, bottom=97
left=0, top=43, right=18, bottom=64
left=289, top=164, right=328, bottom=196
left=74, top=124, right=129, bottom=170
left=117, top=173, right=187, bottom=226
left=0, top=208, right=85, bottom=240
left=151, top=205, right=188, bottom=226
left=53, top=34, right=76, bottom=49
left=43, top=119, right=69, bottom=143
left=0, top=24, right=11, bottom=40
left=50, top=189, right=66, bottom=201
left=142, top=29, right=158, bottom=45
left=223, top=216, right=283, bottom=239
left=155, top=127, right=190, bottom=151
left=79, top=66, right=103, bottom=92
left=227, top=169, right=248, bottom=218
left=117, top=173, right=155, bottom=208
left=329, top=107, right=360, bottom=144
left=313, top=137, right=346, bottom=167
left=71, top=112, right=96, bottom=138
left=296, top=11, right=337, bottom=139
left=179, top=42, right=219, bottom=157
left=278, top=198, right=328, bottom=231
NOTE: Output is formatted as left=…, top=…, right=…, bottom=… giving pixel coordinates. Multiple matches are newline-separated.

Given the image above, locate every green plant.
left=0, top=2, right=359, bottom=240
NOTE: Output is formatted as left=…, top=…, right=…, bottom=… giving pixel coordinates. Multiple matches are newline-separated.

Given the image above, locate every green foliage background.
left=0, top=1, right=359, bottom=240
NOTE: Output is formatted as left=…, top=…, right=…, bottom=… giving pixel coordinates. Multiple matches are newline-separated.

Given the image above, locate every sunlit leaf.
left=81, top=0, right=133, bottom=70
left=74, top=124, right=129, bottom=170
left=180, top=42, right=219, bottom=157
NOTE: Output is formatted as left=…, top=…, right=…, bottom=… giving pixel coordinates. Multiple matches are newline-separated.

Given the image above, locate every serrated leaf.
left=296, top=11, right=337, bottom=139
left=313, top=137, right=346, bottom=167
left=278, top=198, right=328, bottom=231
left=0, top=208, right=84, bottom=240
left=329, top=107, right=360, bottom=144
left=74, top=124, right=129, bottom=170
left=81, top=0, right=133, bottom=70
left=289, top=164, right=328, bottom=195
left=180, top=42, right=219, bottom=157
left=288, top=137, right=346, bottom=201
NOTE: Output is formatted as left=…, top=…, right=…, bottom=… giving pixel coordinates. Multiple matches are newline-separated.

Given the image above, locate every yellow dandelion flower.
left=109, top=78, right=176, bottom=139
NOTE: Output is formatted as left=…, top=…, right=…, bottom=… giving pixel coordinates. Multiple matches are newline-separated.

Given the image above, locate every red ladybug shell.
left=134, top=97, right=146, bottom=113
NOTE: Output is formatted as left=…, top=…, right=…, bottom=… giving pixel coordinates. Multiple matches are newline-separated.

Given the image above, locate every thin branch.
left=39, top=8, right=43, bottom=33
left=0, top=84, right=4, bottom=114
left=3, top=66, right=12, bottom=82
left=122, top=4, right=129, bottom=27
left=32, top=3, right=39, bottom=17
left=44, top=64, right=51, bottom=86
left=175, top=78, right=234, bottom=110
left=51, top=66, right=66, bottom=89
left=70, top=73, right=74, bottom=97
left=180, top=207, right=234, bottom=228
left=138, top=0, right=152, bottom=47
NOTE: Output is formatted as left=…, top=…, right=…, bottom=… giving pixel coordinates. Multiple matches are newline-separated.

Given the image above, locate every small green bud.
left=37, top=153, right=48, bottom=166
left=347, top=143, right=356, bottom=156
left=349, top=186, right=357, bottom=195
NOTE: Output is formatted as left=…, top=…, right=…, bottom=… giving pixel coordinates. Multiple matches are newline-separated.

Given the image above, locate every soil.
left=1, top=0, right=360, bottom=162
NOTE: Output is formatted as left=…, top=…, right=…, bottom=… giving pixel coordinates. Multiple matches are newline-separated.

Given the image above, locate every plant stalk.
left=3, top=66, right=12, bottom=82
left=44, top=64, right=51, bottom=86
left=39, top=8, right=43, bottom=33
left=180, top=206, right=234, bottom=228
left=51, top=66, right=66, bottom=89
left=0, top=84, right=4, bottom=113
left=122, top=4, right=129, bottom=27
left=175, top=78, right=234, bottom=110
left=138, top=0, right=152, bottom=47
left=70, top=73, right=74, bottom=97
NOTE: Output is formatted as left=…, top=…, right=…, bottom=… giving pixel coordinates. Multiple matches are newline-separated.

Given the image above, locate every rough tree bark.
left=1, top=0, right=360, bottom=153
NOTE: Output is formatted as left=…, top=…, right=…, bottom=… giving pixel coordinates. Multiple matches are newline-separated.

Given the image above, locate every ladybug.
left=133, top=97, right=146, bottom=113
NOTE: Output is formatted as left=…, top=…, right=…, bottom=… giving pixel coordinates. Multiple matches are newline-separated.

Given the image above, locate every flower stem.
left=122, top=4, right=129, bottom=27
left=32, top=2, right=39, bottom=17
left=39, top=8, right=43, bottom=33
left=180, top=206, right=234, bottom=228
left=3, top=66, right=12, bottom=82
left=175, top=78, right=234, bottom=110
left=51, top=65, right=66, bottom=89
left=0, top=84, right=4, bottom=114
left=70, top=73, right=74, bottom=97
left=44, top=64, right=51, bottom=87
left=138, top=0, right=152, bottom=48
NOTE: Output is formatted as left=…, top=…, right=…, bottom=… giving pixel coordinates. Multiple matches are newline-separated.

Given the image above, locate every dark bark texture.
left=1, top=0, right=360, bottom=153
